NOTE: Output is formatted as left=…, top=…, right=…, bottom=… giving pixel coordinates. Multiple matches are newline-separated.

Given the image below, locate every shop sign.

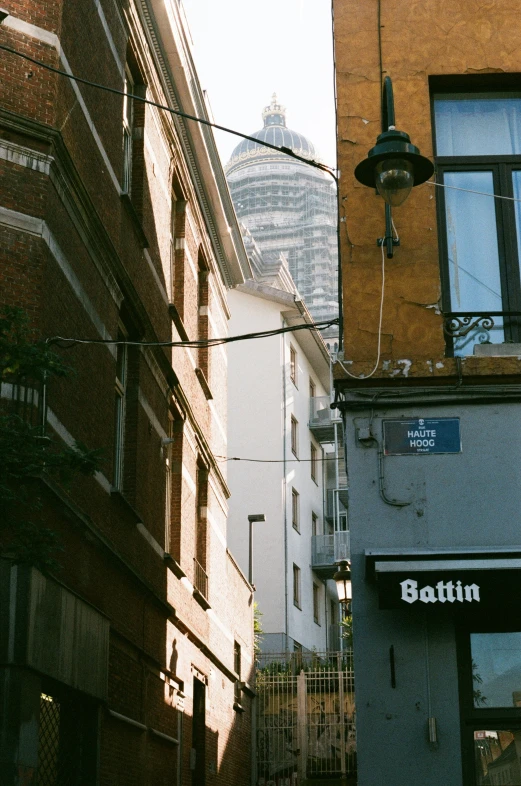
left=375, top=569, right=521, bottom=610
left=400, top=578, right=480, bottom=604
left=383, top=417, right=461, bottom=455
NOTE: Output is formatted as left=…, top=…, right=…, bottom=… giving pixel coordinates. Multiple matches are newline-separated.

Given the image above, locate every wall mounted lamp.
left=333, top=559, right=352, bottom=612
left=354, top=76, right=434, bottom=257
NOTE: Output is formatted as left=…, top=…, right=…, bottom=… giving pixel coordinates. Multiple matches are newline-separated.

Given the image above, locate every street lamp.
left=333, top=560, right=352, bottom=610
left=248, top=514, right=265, bottom=587
left=354, top=76, right=434, bottom=257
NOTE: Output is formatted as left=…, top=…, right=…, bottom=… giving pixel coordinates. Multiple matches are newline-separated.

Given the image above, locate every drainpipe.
left=282, top=318, right=289, bottom=652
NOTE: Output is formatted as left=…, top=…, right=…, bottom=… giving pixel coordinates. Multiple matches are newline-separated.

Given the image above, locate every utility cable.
left=425, top=179, right=521, bottom=203
left=46, top=318, right=339, bottom=349
left=0, top=43, right=337, bottom=181
left=216, top=455, right=341, bottom=463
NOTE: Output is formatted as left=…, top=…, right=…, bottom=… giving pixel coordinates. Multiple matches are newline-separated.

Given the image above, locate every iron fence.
left=256, top=651, right=356, bottom=784
left=1, top=375, right=47, bottom=431
left=193, top=558, right=208, bottom=599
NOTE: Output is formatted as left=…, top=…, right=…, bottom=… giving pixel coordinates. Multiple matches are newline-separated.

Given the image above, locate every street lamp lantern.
left=333, top=560, right=352, bottom=606
left=355, top=129, right=433, bottom=206
left=354, top=76, right=434, bottom=257
left=354, top=76, right=434, bottom=205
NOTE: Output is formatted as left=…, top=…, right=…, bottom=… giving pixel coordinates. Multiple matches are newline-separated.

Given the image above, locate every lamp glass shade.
left=375, top=158, right=414, bottom=206
left=336, top=577, right=352, bottom=604
left=333, top=561, right=352, bottom=604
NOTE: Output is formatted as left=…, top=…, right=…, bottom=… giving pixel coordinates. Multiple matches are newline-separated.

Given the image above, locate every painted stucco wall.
left=334, top=0, right=521, bottom=369
left=227, top=287, right=336, bottom=652
left=346, top=399, right=521, bottom=786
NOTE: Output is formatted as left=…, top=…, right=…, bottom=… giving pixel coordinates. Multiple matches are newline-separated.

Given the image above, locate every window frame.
left=291, top=488, right=300, bottom=532
left=290, top=415, right=298, bottom=458
left=122, top=65, right=134, bottom=195
left=432, top=89, right=521, bottom=354
left=293, top=564, right=301, bottom=609
left=457, top=618, right=521, bottom=785
left=313, top=582, right=320, bottom=625
left=113, top=326, right=128, bottom=490
left=289, top=345, right=297, bottom=387
left=310, top=442, right=318, bottom=483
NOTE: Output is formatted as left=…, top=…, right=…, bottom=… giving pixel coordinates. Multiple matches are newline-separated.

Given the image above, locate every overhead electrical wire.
left=0, top=43, right=337, bottom=181
left=46, top=318, right=339, bottom=349
left=425, top=179, right=521, bottom=204
left=216, top=455, right=340, bottom=463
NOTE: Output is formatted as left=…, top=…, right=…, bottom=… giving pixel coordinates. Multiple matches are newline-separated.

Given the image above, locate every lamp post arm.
left=382, top=76, right=396, bottom=132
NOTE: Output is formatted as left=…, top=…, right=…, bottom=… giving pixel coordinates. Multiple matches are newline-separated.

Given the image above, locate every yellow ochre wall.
left=334, top=0, right=521, bottom=381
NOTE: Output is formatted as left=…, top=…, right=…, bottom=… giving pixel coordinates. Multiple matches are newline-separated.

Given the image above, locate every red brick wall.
left=0, top=1, right=253, bottom=784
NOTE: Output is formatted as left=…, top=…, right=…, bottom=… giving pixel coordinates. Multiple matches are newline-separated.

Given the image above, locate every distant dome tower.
left=225, top=95, right=338, bottom=333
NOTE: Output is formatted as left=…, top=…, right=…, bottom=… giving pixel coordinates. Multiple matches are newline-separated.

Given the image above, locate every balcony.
left=311, top=531, right=350, bottom=579
left=193, top=558, right=210, bottom=609
left=309, top=396, right=341, bottom=443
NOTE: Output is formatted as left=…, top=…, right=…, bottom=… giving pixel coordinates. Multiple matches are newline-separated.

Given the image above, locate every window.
left=310, top=442, right=317, bottom=482
left=433, top=90, right=521, bottom=355
left=195, top=459, right=209, bottom=597
left=290, top=345, right=297, bottom=386
left=122, top=66, right=134, bottom=194
left=291, top=415, right=298, bottom=457
left=293, top=564, right=301, bottom=608
left=234, top=641, right=241, bottom=704
left=309, top=378, right=316, bottom=399
left=312, top=512, right=318, bottom=537
left=113, top=327, right=128, bottom=489
left=170, top=191, right=177, bottom=300
left=291, top=488, right=299, bottom=532
left=197, top=252, right=210, bottom=379
left=459, top=627, right=521, bottom=785
left=313, top=583, right=320, bottom=625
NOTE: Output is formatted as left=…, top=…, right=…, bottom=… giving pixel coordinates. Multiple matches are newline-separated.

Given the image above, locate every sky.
left=181, top=0, right=337, bottom=171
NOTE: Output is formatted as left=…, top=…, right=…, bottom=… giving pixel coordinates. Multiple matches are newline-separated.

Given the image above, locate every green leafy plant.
left=0, top=307, right=102, bottom=572
left=254, top=601, right=264, bottom=656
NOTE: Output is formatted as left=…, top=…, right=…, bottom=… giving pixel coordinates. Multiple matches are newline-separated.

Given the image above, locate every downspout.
left=282, top=318, right=289, bottom=652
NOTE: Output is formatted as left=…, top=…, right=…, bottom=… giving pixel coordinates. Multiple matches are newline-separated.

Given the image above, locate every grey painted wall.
left=343, top=400, right=521, bottom=786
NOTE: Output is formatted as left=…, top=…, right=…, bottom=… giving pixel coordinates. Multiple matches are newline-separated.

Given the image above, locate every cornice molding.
left=134, top=0, right=250, bottom=288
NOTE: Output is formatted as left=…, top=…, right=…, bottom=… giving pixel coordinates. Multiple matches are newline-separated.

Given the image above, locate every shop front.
left=366, top=549, right=521, bottom=786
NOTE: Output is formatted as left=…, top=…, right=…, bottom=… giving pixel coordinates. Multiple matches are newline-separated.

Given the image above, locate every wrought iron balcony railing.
left=1, top=376, right=47, bottom=431
left=443, top=311, right=521, bottom=340
left=193, top=558, right=208, bottom=600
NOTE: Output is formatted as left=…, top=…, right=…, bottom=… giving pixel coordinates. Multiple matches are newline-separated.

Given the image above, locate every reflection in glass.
left=444, top=172, right=504, bottom=355
left=435, top=98, right=521, bottom=156
left=471, top=633, right=521, bottom=708
left=474, top=730, right=521, bottom=785
left=513, top=172, right=521, bottom=272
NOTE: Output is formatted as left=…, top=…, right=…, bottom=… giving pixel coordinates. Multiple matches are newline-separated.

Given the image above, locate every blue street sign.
left=383, top=417, right=461, bottom=456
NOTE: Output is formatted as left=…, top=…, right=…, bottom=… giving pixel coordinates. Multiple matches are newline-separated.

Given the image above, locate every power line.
left=46, top=318, right=339, bottom=349
left=216, top=455, right=340, bottom=463
left=425, top=179, right=521, bottom=203
left=0, top=43, right=337, bottom=181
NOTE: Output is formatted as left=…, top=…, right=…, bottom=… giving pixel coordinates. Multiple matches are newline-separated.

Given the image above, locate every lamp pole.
left=247, top=514, right=266, bottom=587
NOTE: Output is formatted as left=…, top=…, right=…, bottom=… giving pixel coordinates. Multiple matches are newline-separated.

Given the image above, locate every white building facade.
left=226, top=243, right=344, bottom=654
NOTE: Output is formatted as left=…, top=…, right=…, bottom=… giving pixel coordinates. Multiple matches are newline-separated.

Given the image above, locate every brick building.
left=0, top=1, right=254, bottom=784
left=334, top=1, right=521, bottom=785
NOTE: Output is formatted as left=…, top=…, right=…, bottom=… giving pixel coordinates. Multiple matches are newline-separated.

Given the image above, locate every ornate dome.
left=225, top=94, right=320, bottom=173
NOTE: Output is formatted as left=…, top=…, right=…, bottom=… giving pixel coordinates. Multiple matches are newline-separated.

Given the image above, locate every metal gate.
left=256, top=651, right=356, bottom=785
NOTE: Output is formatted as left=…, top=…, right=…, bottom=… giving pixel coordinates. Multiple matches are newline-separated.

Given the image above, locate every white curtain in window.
left=444, top=171, right=504, bottom=354
left=435, top=99, right=521, bottom=156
